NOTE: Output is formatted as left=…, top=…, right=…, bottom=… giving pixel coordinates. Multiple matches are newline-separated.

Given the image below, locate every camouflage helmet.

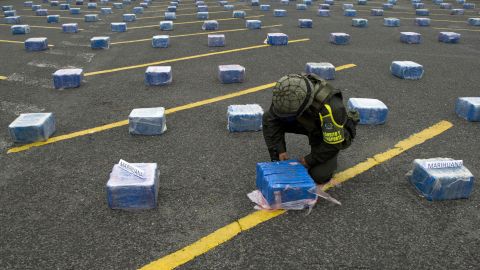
left=271, top=74, right=315, bottom=117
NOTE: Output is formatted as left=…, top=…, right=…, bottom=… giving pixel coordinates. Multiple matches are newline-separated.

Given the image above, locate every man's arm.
left=262, top=107, right=287, bottom=161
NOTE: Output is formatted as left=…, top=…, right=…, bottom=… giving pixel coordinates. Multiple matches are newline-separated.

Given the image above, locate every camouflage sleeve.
left=262, top=107, right=287, bottom=161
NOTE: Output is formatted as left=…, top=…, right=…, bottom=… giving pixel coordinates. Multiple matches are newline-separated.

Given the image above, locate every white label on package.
left=425, top=160, right=463, bottom=169
left=118, top=159, right=146, bottom=179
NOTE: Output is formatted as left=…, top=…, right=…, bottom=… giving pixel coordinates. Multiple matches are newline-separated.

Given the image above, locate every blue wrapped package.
left=11, top=25, right=30, bottom=35
left=2, top=5, right=13, bottom=11
left=456, top=0, right=465, bottom=4
left=412, top=3, right=424, bottom=9
left=463, top=3, right=475, bottom=9
left=101, top=8, right=113, bottom=14
left=218, top=64, right=245, bottom=84
left=224, top=5, right=235, bottom=10
left=384, top=17, right=400, bottom=27
left=388, top=0, right=397, bottom=4
left=160, top=21, right=173, bottom=31
left=468, top=18, right=480, bottom=26
left=113, top=3, right=123, bottom=9
left=60, top=4, right=70, bottom=10
left=318, top=9, right=330, bottom=16
left=4, top=16, right=21, bottom=24
left=25, top=37, right=48, bottom=51
left=169, top=1, right=178, bottom=7
left=342, top=3, right=353, bottom=9
left=101, top=0, right=109, bottom=5
left=133, top=7, right=144, bottom=14
left=8, top=113, right=56, bottom=143
left=256, top=161, right=316, bottom=206
left=111, top=22, right=127, bottom=32
left=88, top=3, right=97, bottom=9
left=407, top=158, right=474, bottom=201
left=330, top=32, right=350, bottom=45
left=260, top=5, right=270, bottom=11
left=53, top=68, right=83, bottom=89
left=129, top=107, right=167, bottom=135
left=47, top=15, right=60, bottom=23
left=202, top=20, right=218, bottom=30
left=455, top=97, right=480, bottom=121
left=91, top=36, right=110, bottom=49
left=24, top=1, right=33, bottom=7
left=4, top=10, right=16, bottom=17
left=352, top=18, right=368, bottom=27
left=152, top=35, right=169, bottom=48
left=304, top=0, right=312, bottom=6
left=357, top=0, right=367, bottom=5
left=298, top=19, right=312, bottom=28
left=415, top=18, right=430, bottom=26
left=267, top=33, right=288, bottom=45
left=140, top=2, right=149, bottom=8
left=70, top=7, right=81, bottom=14
left=196, top=1, right=205, bottom=7
left=344, top=9, right=356, bottom=17
left=450, top=9, right=464, bottom=15
left=145, top=66, right=172, bottom=86
left=246, top=20, right=261, bottom=29
left=433, top=0, right=443, bottom=4
left=167, top=6, right=177, bottom=12
left=347, top=98, right=388, bottom=125
left=390, top=61, right=424, bottom=80
left=36, top=9, right=48, bottom=16
left=123, top=13, right=135, bottom=22
left=416, top=9, right=429, bottom=16
left=274, top=9, right=287, bottom=17
left=233, top=10, right=245, bottom=18
left=85, top=14, right=98, bottom=22
left=296, top=4, right=307, bottom=10
left=440, top=3, right=452, bottom=9
left=123, top=0, right=131, bottom=5
left=305, top=62, right=335, bottom=80
left=51, top=1, right=59, bottom=6
left=165, top=12, right=176, bottom=20
left=76, top=0, right=84, bottom=5
left=32, top=5, right=41, bottom=11
left=197, top=12, right=209, bottom=19
left=400, top=32, right=421, bottom=44
left=325, top=0, right=334, bottom=5
left=208, top=34, right=225, bottom=47
left=319, top=4, right=330, bottom=9
left=219, top=1, right=228, bottom=6
left=411, top=0, right=422, bottom=3
left=106, top=162, right=159, bottom=209
left=62, top=23, right=79, bottom=33
left=197, top=5, right=208, bottom=12
left=281, top=0, right=289, bottom=5
left=383, top=3, right=393, bottom=9
left=371, top=9, right=384, bottom=16
left=438, top=32, right=460, bottom=43
left=227, top=104, right=263, bottom=132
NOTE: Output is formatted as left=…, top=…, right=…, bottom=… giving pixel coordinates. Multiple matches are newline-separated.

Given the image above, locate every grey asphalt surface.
left=0, top=0, right=479, bottom=269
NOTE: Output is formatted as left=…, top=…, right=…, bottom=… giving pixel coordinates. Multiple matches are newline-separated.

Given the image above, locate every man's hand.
left=299, top=157, right=309, bottom=168
left=279, top=152, right=289, bottom=161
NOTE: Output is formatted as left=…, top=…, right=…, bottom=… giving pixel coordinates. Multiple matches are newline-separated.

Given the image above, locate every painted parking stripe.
left=110, top=24, right=283, bottom=45
left=21, top=15, right=85, bottom=20
left=128, top=15, right=264, bottom=30
left=6, top=64, right=355, bottom=154
left=137, top=9, right=253, bottom=20
left=0, top=23, right=85, bottom=30
left=432, top=27, right=480, bottom=32
left=84, top=38, right=308, bottom=76
left=139, top=120, right=454, bottom=270
left=0, top=39, right=55, bottom=47
left=0, top=75, right=7, bottom=80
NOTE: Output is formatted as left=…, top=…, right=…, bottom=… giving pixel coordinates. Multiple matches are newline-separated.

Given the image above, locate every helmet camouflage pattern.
left=272, top=74, right=314, bottom=117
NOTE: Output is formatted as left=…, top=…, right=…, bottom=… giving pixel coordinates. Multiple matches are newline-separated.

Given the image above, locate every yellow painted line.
left=128, top=15, right=264, bottom=29
left=138, top=9, right=252, bottom=20
left=84, top=37, right=307, bottom=76
left=392, top=17, right=468, bottom=23
left=0, top=23, right=85, bottom=30
left=356, top=9, right=469, bottom=17
left=0, top=39, right=54, bottom=47
left=7, top=63, right=355, bottom=154
left=22, top=8, right=101, bottom=13
left=433, top=27, right=480, bottom=32
left=110, top=24, right=283, bottom=45
left=140, top=120, right=453, bottom=270
left=22, top=15, right=85, bottom=20
left=0, top=76, right=7, bottom=80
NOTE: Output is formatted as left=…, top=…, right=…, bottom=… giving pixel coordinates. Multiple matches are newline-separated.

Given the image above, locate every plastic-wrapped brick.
left=62, top=23, right=79, bottom=33
left=113, top=3, right=123, bottom=9
left=123, top=13, right=135, bottom=22
left=129, top=107, right=167, bottom=135
left=11, top=25, right=30, bottom=35
left=218, top=64, right=245, bottom=83
left=330, top=32, right=350, bottom=45
left=202, top=20, right=218, bottom=30
left=463, top=3, right=475, bottom=9
left=468, top=18, right=480, bottom=26
left=440, top=3, right=452, bottom=9
left=352, top=18, right=368, bottom=27
left=416, top=9, right=429, bottom=16
left=59, top=4, right=70, bottom=10
left=227, top=104, right=263, bottom=132
left=91, top=36, right=110, bottom=49
left=246, top=19, right=261, bottom=29
left=133, top=7, right=144, bottom=14
left=197, top=11, right=208, bottom=19
left=281, top=0, right=289, bottom=5
left=455, top=97, right=480, bottom=121
left=167, top=6, right=176, bottom=12
left=274, top=9, right=287, bottom=16
left=85, top=14, right=98, bottom=22
left=371, top=9, right=384, bottom=16
left=407, top=158, right=474, bottom=201
left=197, top=5, right=208, bottom=12
left=25, top=37, right=48, bottom=51
left=260, top=5, right=270, bottom=11
left=438, top=32, right=460, bottom=43
left=145, top=66, right=172, bottom=86
left=233, top=10, right=245, bottom=18
left=319, top=4, right=330, bottom=9
left=101, top=8, right=113, bottom=14
left=152, top=35, right=169, bottom=48
left=347, top=98, right=388, bottom=125
left=415, top=17, right=430, bottom=26
left=53, top=68, right=83, bottom=89
left=344, top=9, right=356, bottom=16
left=70, top=7, right=81, bottom=14
left=106, top=162, right=160, bottom=209
left=318, top=9, right=330, bottom=16
left=224, top=4, right=234, bottom=10
left=384, top=17, right=400, bottom=27
left=208, top=34, right=225, bottom=47
left=390, top=61, right=424, bottom=80
left=383, top=3, right=393, bottom=9
left=111, top=22, right=127, bottom=32
left=160, top=21, right=173, bottom=31
left=36, top=9, right=48, bottom=16
left=47, top=15, right=59, bottom=23
left=412, top=3, right=424, bottom=9
left=8, top=113, right=56, bottom=143
left=298, top=19, right=312, bottom=28
left=342, top=3, right=353, bottom=9
left=267, top=33, right=288, bottom=45
left=305, top=62, right=335, bottom=80
left=296, top=4, right=307, bottom=10
left=400, top=32, right=421, bottom=44
left=357, top=0, right=367, bottom=5
left=88, top=3, right=97, bottom=9
left=164, top=12, right=176, bottom=20
left=4, top=16, right=22, bottom=24
left=450, top=9, right=464, bottom=15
